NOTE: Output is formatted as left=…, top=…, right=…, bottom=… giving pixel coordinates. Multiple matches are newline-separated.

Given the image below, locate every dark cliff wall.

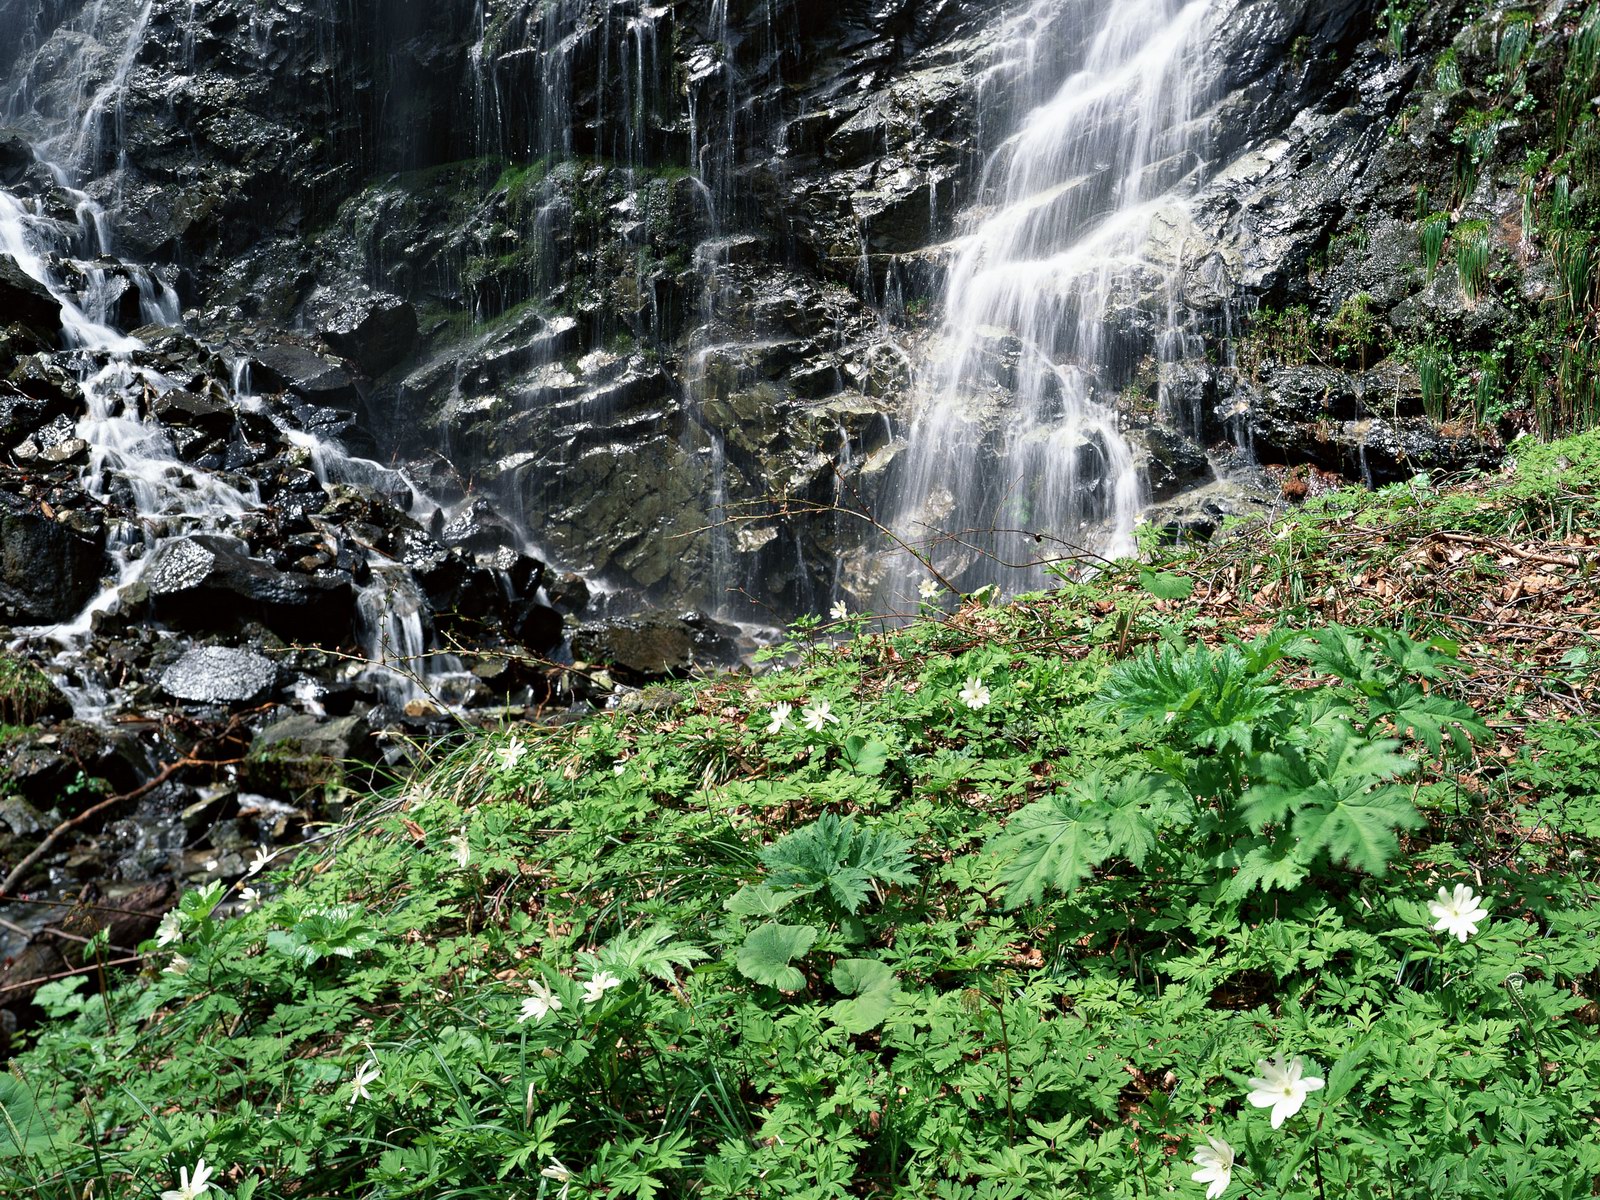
left=1, top=0, right=1591, bottom=612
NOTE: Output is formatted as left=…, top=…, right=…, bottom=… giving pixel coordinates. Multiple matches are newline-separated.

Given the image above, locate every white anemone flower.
left=829, top=600, right=848, bottom=621
left=246, top=847, right=275, bottom=876
left=1246, top=1055, right=1324, bottom=1128
left=237, top=886, right=262, bottom=912
left=541, top=1156, right=572, bottom=1200
left=495, top=739, right=526, bottom=772
left=918, top=578, right=940, bottom=600
left=1428, top=883, right=1490, bottom=943
left=581, top=970, right=623, bottom=1004
left=348, top=1059, right=381, bottom=1108
left=958, top=676, right=991, bottom=710
left=519, top=980, right=563, bottom=1024
left=1189, top=1134, right=1235, bottom=1198
left=155, top=909, right=183, bottom=948
left=160, top=1157, right=215, bottom=1200
left=164, top=954, right=191, bottom=977
left=447, top=831, right=471, bottom=868
left=765, top=702, right=793, bottom=734
left=801, top=699, right=839, bottom=732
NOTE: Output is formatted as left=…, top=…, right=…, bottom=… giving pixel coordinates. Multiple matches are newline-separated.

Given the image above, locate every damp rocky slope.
left=0, top=0, right=1593, bottom=1029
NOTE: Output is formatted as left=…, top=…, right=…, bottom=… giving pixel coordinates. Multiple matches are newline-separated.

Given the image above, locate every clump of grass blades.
left=1455, top=220, right=1491, bottom=301
left=1556, top=5, right=1600, bottom=151
left=1415, top=344, right=1451, bottom=422
left=1551, top=229, right=1594, bottom=317
left=1497, top=15, right=1532, bottom=75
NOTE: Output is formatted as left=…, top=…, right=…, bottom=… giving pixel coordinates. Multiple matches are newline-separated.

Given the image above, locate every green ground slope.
left=5, top=439, right=1600, bottom=1199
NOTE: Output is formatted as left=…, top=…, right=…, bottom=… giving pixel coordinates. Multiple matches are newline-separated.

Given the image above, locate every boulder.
left=0, top=721, right=142, bottom=811
left=571, top=610, right=741, bottom=682
left=0, top=255, right=60, bottom=344
left=240, top=711, right=370, bottom=797
left=246, top=341, right=358, bottom=408
left=309, top=289, right=418, bottom=376
left=145, top=534, right=355, bottom=641
left=0, top=381, right=74, bottom=446
left=0, top=129, right=31, bottom=185
left=0, top=490, right=106, bottom=623
left=160, top=646, right=279, bottom=705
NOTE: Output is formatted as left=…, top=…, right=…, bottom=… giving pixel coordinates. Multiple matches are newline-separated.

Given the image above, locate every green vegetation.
left=0, top=652, right=63, bottom=727
left=5, top=438, right=1600, bottom=1199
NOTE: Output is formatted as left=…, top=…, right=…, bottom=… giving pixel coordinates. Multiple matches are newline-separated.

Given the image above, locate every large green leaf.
left=1243, top=729, right=1420, bottom=875
left=828, top=958, right=902, bottom=1033
left=0, top=1075, right=53, bottom=1158
left=759, top=813, right=917, bottom=915
left=734, top=923, right=817, bottom=991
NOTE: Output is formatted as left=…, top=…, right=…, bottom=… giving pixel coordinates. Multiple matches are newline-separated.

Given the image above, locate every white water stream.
left=885, top=0, right=1214, bottom=599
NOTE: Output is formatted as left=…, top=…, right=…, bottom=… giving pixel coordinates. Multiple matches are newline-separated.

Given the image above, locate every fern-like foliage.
left=755, top=813, right=918, bottom=915
left=600, top=923, right=707, bottom=984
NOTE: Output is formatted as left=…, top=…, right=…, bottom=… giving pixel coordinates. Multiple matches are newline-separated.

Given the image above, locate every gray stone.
left=160, top=647, right=280, bottom=705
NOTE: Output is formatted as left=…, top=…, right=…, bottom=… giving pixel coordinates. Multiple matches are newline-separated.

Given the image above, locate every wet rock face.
left=0, top=487, right=107, bottom=623
left=0, top=253, right=60, bottom=344
left=159, top=647, right=279, bottom=705
left=571, top=611, right=742, bottom=683
left=145, top=535, right=355, bottom=642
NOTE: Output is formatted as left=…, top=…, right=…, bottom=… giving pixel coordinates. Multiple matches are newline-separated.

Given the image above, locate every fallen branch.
left=0, top=754, right=239, bottom=899
left=0, top=954, right=147, bottom=998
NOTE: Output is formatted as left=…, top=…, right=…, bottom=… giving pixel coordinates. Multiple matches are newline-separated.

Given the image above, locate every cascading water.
left=883, top=0, right=1214, bottom=601
left=0, top=3, right=478, bottom=712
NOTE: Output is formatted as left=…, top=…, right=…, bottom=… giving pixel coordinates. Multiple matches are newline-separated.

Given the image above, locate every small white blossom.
left=612, top=762, right=626, bottom=775
left=958, top=676, right=990, bottom=710
left=495, top=739, right=526, bottom=772
left=581, top=970, right=622, bottom=1004
left=519, top=980, right=563, bottom=1024
left=447, top=831, right=471, bottom=868
left=164, top=954, right=190, bottom=977
left=347, top=1059, right=381, bottom=1108
left=541, top=1157, right=572, bottom=1200
left=1190, top=1134, right=1234, bottom=1198
left=918, top=578, right=940, bottom=600
left=160, top=1157, right=215, bottom=1200
left=1246, top=1055, right=1324, bottom=1128
left=1428, top=883, right=1490, bottom=943
left=237, top=886, right=261, bottom=912
left=829, top=600, right=849, bottom=621
left=246, top=847, right=275, bottom=876
left=801, top=699, right=839, bottom=732
left=766, top=701, right=793, bottom=733
left=155, top=909, right=183, bottom=948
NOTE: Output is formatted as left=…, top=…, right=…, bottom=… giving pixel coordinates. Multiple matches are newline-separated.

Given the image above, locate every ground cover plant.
left=3, top=437, right=1600, bottom=1198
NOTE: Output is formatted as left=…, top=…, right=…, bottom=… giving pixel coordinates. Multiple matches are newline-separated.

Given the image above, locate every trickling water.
left=884, top=0, right=1214, bottom=601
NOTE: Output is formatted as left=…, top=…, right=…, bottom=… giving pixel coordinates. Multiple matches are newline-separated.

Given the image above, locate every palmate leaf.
left=828, top=957, right=902, bottom=1033
left=759, top=813, right=918, bottom=915
left=734, top=922, right=817, bottom=991
left=1097, top=641, right=1284, bottom=754
left=1223, top=840, right=1311, bottom=898
left=990, top=772, right=1171, bottom=908
left=0, top=1075, right=52, bottom=1158
left=1242, top=728, right=1420, bottom=875
left=601, top=923, right=707, bottom=984
left=1368, top=682, right=1489, bottom=757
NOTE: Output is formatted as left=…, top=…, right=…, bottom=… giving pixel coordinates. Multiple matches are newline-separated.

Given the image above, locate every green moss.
left=0, top=653, right=65, bottom=727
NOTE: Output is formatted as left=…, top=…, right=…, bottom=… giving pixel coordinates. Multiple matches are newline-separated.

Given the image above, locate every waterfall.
left=883, top=0, right=1214, bottom=601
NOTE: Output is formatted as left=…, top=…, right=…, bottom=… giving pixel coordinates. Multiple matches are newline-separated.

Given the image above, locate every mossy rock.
left=0, top=652, right=70, bottom=726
